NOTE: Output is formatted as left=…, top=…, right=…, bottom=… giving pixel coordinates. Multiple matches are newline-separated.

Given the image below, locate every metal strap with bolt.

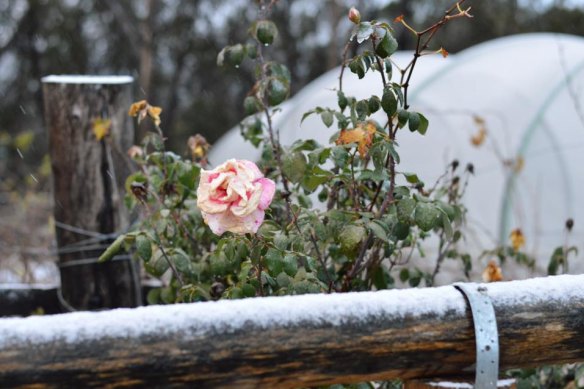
left=454, top=282, right=500, bottom=389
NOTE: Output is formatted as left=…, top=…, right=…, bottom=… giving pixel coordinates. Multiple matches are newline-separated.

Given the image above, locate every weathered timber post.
left=42, top=75, right=141, bottom=310
left=0, top=275, right=582, bottom=387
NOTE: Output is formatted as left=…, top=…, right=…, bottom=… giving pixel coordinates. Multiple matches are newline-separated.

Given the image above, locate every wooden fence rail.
left=0, top=274, right=583, bottom=388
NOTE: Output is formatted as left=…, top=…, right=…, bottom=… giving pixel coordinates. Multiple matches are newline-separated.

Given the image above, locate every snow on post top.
left=41, top=75, right=134, bottom=84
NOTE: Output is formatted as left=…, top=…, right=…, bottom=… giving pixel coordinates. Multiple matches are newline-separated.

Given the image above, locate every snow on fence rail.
left=0, top=274, right=583, bottom=388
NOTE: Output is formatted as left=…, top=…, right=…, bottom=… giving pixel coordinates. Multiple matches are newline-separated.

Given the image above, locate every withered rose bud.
left=127, top=145, right=144, bottom=159
left=130, top=181, right=148, bottom=203
left=348, top=7, right=361, bottom=24
left=187, top=134, right=210, bottom=161
left=466, top=163, right=475, bottom=175
left=451, top=159, right=459, bottom=171
left=210, top=282, right=225, bottom=299
left=566, top=218, right=574, bottom=231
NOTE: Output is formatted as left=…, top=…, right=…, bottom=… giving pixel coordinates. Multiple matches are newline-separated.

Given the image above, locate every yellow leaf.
left=470, top=127, right=487, bottom=147
left=509, top=228, right=525, bottom=252
left=187, top=134, right=210, bottom=160
left=336, top=121, right=376, bottom=158
left=482, top=260, right=503, bottom=283
left=128, top=100, right=163, bottom=127
left=147, top=105, right=162, bottom=127
left=92, top=118, right=112, bottom=141
left=513, top=155, right=525, bottom=173
left=128, top=100, right=147, bottom=117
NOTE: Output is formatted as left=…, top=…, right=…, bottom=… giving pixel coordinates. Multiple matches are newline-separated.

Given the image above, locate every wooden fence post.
left=0, top=275, right=582, bottom=387
left=42, top=75, right=141, bottom=311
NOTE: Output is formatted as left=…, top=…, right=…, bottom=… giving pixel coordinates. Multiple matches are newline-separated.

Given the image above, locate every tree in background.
left=0, top=0, right=583, bottom=191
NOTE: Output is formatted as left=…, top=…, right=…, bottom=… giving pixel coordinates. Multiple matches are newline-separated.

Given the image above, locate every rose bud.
left=348, top=7, right=361, bottom=24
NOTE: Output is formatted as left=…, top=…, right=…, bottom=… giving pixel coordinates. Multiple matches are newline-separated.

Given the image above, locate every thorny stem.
left=343, top=0, right=470, bottom=291
left=402, top=0, right=470, bottom=110
left=430, top=231, right=452, bottom=286
left=254, top=5, right=292, bottom=223
left=290, top=207, right=334, bottom=288
left=157, top=240, right=185, bottom=288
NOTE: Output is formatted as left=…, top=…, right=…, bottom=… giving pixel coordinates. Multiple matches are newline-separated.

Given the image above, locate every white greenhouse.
left=210, top=33, right=584, bottom=282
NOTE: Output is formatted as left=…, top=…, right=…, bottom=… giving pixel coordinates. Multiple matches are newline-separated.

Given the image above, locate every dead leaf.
left=129, top=100, right=162, bottom=127
left=336, top=121, right=376, bottom=158
left=482, top=260, right=503, bottom=282
left=471, top=127, right=487, bottom=147
left=92, top=118, right=112, bottom=141
left=187, top=134, right=210, bottom=160
left=510, top=228, right=525, bottom=252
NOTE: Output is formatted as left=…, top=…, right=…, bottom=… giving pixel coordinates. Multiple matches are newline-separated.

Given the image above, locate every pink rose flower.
left=196, top=159, right=276, bottom=235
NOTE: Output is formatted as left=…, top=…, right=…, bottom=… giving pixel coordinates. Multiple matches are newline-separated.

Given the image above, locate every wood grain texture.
left=0, top=276, right=583, bottom=388
left=42, top=80, right=140, bottom=310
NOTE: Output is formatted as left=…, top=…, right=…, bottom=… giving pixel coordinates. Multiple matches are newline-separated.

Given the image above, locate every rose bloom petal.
left=204, top=209, right=265, bottom=235
left=197, top=159, right=275, bottom=235
left=230, top=184, right=262, bottom=217
left=256, top=177, right=275, bottom=210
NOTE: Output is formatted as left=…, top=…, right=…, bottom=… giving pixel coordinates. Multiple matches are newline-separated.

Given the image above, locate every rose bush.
left=98, top=2, right=582, bottom=386
left=197, top=159, right=275, bottom=235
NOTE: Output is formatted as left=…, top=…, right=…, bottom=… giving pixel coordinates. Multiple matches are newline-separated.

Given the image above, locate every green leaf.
left=381, top=87, right=397, bottom=116
left=408, top=112, right=420, bottom=132
left=414, top=203, right=441, bottom=232
left=98, top=235, right=125, bottom=263
left=396, top=198, right=416, bottom=225
left=321, top=111, right=334, bottom=127
left=245, top=43, right=257, bottom=59
left=370, top=142, right=388, bottom=170
left=441, top=212, right=454, bottom=240
left=282, top=151, right=307, bottom=183
left=358, top=168, right=389, bottom=181
left=135, top=234, right=152, bottom=262
left=171, top=249, right=191, bottom=273
left=290, top=139, right=320, bottom=151
left=397, top=110, right=409, bottom=128
left=337, top=91, right=348, bottom=111
left=283, top=254, right=298, bottom=277
left=368, top=220, right=389, bottom=242
left=241, top=283, right=256, bottom=298
left=356, top=22, right=374, bottom=44
left=267, top=63, right=291, bottom=83
left=399, top=268, right=409, bottom=282
left=340, top=225, right=366, bottom=256
left=276, top=272, right=292, bottom=288
left=265, top=248, right=284, bottom=276
left=144, top=249, right=170, bottom=277
left=356, top=100, right=369, bottom=120
left=417, top=113, right=429, bottom=135
left=302, top=174, right=329, bottom=192
left=368, top=96, right=380, bottom=113
left=375, top=30, right=398, bottom=58
left=146, top=288, right=161, bottom=305
left=403, top=172, right=419, bottom=184
left=244, top=95, right=262, bottom=115
left=267, top=77, right=289, bottom=106
left=371, top=266, right=393, bottom=290
left=255, top=20, right=278, bottom=45
left=331, top=146, right=350, bottom=168
left=301, top=110, right=316, bottom=124
left=349, top=57, right=365, bottom=79
left=387, top=142, right=400, bottom=164
left=221, top=44, right=245, bottom=67
left=384, top=58, right=393, bottom=78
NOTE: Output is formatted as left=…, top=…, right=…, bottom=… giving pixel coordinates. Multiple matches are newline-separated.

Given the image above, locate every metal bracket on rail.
left=454, top=282, right=500, bottom=389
